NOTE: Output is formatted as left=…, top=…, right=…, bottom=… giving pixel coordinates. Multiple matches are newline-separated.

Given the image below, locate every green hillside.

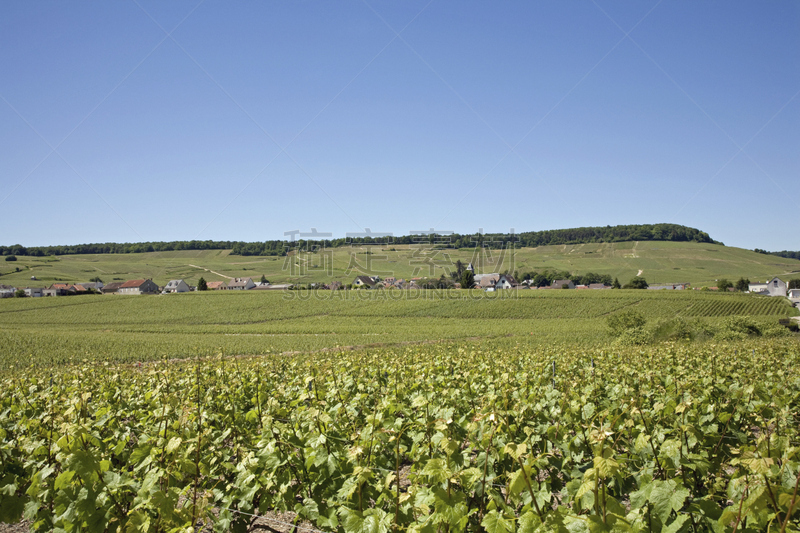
left=1, top=240, right=799, bottom=288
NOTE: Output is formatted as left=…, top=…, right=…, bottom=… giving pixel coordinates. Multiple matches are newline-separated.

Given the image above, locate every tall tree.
left=735, top=277, right=750, bottom=292
left=197, top=277, right=208, bottom=291
left=460, top=269, right=475, bottom=289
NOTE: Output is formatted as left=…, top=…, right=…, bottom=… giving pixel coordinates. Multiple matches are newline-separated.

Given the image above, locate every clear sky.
left=1, top=1, right=798, bottom=250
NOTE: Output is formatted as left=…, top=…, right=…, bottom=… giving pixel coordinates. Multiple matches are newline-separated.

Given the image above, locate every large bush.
left=607, top=310, right=646, bottom=337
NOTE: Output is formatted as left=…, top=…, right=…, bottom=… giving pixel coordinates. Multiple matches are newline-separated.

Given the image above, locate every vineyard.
left=1, top=290, right=798, bottom=532
left=0, top=290, right=796, bottom=368
left=1, top=339, right=799, bottom=532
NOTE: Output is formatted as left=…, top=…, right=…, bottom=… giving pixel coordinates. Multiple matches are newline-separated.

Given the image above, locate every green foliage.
left=624, top=276, right=649, bottom=289
left=0, top=224, right=720, bottom=258
left=14, top=289, right=25, bottom=298
left=197, top=277, right=208, bottom=291
left=1, top=339, right=799, bottom=531
left=768, top=250, right=800, bottom=261
left=612, top=277, right=621, bottom=289
left=735, top=277, right=750, bottom=292
left=720, top=315, right=763, bottom=338
left=651, top=316, right=694, bottom=341
left=460, top=269, right=475, bottom=289
left=613, top=325, right=653, bottom=346
left=607, top=310, right=647, bottom=337
left=4, top=255, right=16, bottom=261
left=717, top=278, right=733, bottom=292
left=789, top=279, right=800, bottom=290
left=0, top=290, right=797, bottom=367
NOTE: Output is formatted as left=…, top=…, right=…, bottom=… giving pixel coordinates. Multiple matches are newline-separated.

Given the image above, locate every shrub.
left=759, top=323, right=792, bottom=338
left=607, top=310, right=646, bottom=337
left=720, top=316, right=761, bottom=337
left=613, top=326, right=653, bottom=346
left=692, top=320, right=717, bottom=340
left=5, top=255, right=16, bottom=261
left=652, top=317, right=693, bottom=341
left=623, top=276, right=648, bottom=289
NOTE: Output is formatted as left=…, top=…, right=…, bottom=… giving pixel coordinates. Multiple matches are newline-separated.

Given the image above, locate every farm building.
left=228, top=277, right=255, bottom=290
left=551, top=279, right=575, bottom=290
left=749, top=277, right=787, bottom=297
left=23, top=287, right=43, bottom=297
left=43, top=284, right=73, bottom=297
left=648, top=283, right=690, bottom=290
left=163, top=280, right=190, bottom=293
left=495, top=274, right=518, bottom=289
left=206, top=281, right=227, bottom=290
left=475, top=274, right=500, bottom=288
left=353, top=275, right=376, bottom=288
left=0, top=284, right=16, bottom=298
left=118, top=279, right=159, bottom=295
left=252, top=283, right=293, bottom=290
left=101, top=282, right=124, bottom=294
left=588, top=283, right=611, bottom=289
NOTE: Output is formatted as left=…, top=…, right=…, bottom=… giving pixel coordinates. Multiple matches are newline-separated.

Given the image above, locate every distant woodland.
left=755, top=249, right=800, bottom=261
left=0, top=223, right=721, bottom=257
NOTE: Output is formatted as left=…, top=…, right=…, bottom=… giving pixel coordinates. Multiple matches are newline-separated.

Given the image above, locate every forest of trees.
left=763, top=250, right=800, bottom=261
left=0, top=223, right=720, bottom=257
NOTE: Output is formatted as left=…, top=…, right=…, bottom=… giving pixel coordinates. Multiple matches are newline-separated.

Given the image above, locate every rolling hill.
left=2, top=240, right=799, bottom=288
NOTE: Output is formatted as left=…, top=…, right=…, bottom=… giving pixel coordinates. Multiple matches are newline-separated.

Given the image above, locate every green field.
left=2, top=333, right=799, bottom=532
left=1, top=289, right=796, bottom=369
left=2, top=286, right=800, bottom=532
left=2, top=241, right=799, bottom=288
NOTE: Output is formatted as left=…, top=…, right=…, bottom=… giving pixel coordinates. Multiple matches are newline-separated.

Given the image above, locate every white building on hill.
left=749, top=277, right=787, bottom=297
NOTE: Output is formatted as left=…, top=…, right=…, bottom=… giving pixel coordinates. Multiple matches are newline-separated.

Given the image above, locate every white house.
left=495, top=274, right=518, bottom=289
left=788, top=288, right=800, bottom=301
left=227, top=277, right=255, bottom=290
left=750, top=277, right=787, bottom=297
left=0, top=284, right=16, bottom=298
left=23, top=287, right=43, bottom=297
left=748, top=282, right=768, bottom=295
left=767, top=277, right=788, bottom=297
left=163, top=279, right=190, bottom=293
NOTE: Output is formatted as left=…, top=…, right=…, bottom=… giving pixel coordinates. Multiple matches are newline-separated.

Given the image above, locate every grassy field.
left=1, top=289, right=796, bottom=369
left=1, top=241, right=799, bottom=288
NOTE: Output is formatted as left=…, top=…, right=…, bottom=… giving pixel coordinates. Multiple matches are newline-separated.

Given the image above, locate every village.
left=2, top=260, right=799, bottom=307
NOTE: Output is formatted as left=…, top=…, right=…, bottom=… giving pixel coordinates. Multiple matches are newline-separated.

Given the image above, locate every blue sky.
left=1, top=1, right=798, bottom=250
